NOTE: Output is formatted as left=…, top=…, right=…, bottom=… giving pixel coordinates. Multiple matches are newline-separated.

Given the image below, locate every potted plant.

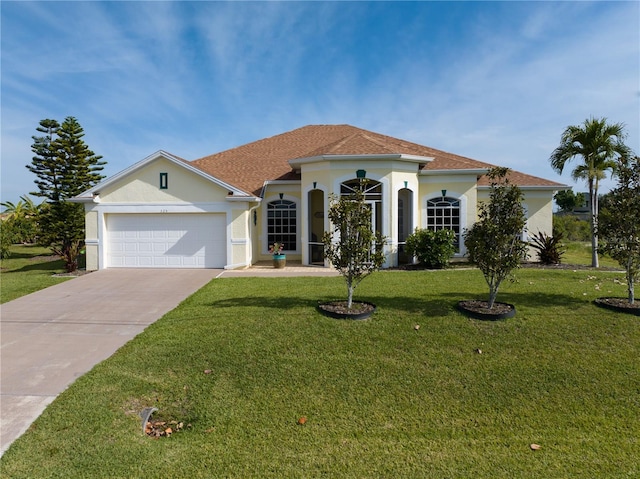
left=270, top=242, right=286, bottom=268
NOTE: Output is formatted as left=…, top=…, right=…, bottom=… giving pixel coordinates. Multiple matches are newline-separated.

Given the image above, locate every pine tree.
left=26, top=117, right=105, bottom=272
left=27, top=119, right=61, bottom=202
left=54, top=117, right=105, bottom=198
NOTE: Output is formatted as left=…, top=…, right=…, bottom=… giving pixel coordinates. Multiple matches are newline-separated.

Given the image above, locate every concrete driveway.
left=0, top=268, right=220, bottom=455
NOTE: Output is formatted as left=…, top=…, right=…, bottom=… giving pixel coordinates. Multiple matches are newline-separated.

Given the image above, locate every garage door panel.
left=106, top=214, right=226, bottom=268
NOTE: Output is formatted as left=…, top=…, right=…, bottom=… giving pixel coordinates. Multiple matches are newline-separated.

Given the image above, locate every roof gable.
left=74, top=150, right=250, bottom=201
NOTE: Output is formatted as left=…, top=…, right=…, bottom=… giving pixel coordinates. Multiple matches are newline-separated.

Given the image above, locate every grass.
left=562, top=241, right=619, bottom=268
left=1, top=267, right=638, bottom=478
left=0, top=245, right=72, bottom=303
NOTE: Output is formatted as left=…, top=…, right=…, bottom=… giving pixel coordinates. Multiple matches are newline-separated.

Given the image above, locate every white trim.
left=478, top=185, right=567, bottom=192
left=263, top=180, right=301, bottom=186
left=421, top=168, right=488, bottom=176
left=226, top=196, right=261, bottom=203
left=521, top=203, right=530, bottom=242
left=224, top=261, right=250, bottom=270
left=92, top=202, right=231, bottom=214
left=289, top=154, right=433, bottom=168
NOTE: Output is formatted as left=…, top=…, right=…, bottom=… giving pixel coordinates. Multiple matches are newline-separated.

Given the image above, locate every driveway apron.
left=0, top=268, right=220, bottom=455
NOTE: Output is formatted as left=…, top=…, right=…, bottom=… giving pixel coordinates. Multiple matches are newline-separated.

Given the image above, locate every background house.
left=74, top=124, right=566, bottom=270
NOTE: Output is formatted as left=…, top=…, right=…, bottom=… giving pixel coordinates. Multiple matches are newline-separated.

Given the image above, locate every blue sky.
left=2, top=1, right=638, bottom=205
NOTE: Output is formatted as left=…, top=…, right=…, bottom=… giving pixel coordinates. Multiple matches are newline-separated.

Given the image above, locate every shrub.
left=529, top=231, right=566, bottom=265
left=553, top=214, right=590, bottom=241
left=405, top=228, right=456, bottom=269
left=0, top=219, right=14, bottom=259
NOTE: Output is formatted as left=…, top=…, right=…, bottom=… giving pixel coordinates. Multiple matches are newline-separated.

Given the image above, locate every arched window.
left=426, top=197, right=461, bottom=252
left=267, top=199, right=297, bottom=251
left=340, top=179, right=383, bottom=234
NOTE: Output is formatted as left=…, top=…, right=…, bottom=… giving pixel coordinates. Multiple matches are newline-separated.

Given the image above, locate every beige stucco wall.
left=84, top=209, right=99, bottom=271
left=84, top=243, right=99, bottom=271
left=476, top=188, right=555, bottom=258
left=524, top=194, right=554, bottom=236
left=476, top=189, right=554, bottom=235
left=98, top=157, right=229, bottom=204
left=85, top=210, right=98, bottom=240
left=523, top=192, right=554, bottom=259
left=230, top=208, right=251, bottom=267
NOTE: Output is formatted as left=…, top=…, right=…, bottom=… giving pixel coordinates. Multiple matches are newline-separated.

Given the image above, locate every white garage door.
left=106, top=214, right=226, bottom=268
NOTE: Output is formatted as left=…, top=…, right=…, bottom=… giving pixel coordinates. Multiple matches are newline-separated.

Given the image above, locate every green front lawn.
left=562, top=241, right=619, bottom=268
left=0, top=245, right=72, bottom=303
left=1, top=269, right=637, bottom=478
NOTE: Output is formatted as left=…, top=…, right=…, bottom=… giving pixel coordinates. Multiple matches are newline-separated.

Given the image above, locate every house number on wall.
left=160, top=209, right=168, bottom=213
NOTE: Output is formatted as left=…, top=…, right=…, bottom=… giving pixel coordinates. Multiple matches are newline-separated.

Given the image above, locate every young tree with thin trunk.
left=598, top=155, right=640, bottom=304
left=323, top=189, right=386, bottom=309
left=464, top=167, right=528, bottom=309
left=549, top=117, right=631, bottom=267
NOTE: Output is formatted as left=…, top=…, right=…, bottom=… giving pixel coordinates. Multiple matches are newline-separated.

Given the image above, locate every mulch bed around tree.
left=594, top=297, right=640, bottom=316
left=317, top=301, right=376, bottom=320
left=457, top=300, right=516, bottom=321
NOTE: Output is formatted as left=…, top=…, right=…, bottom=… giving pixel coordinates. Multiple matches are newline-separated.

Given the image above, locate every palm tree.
left=1, top=196, right=40, bottom=219
left=550, top=117, right=630, bottom=267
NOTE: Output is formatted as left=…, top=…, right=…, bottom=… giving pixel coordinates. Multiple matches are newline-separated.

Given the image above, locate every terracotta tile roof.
left=190, top=124, right=564, bottom=196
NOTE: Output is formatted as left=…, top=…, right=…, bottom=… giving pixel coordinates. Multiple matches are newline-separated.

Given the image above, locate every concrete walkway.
left=0, top=269, right=220, bottom=455
left=217, top=261, right=339, bottom=277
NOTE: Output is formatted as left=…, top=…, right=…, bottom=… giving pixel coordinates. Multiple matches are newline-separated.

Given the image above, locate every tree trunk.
left=346, top=282, right=355, bottom=309
left=589, top=182, right=599, bottom=268
left=487, top=285, right=498, bottom=309
left=628, top=260, right=635, bottom=304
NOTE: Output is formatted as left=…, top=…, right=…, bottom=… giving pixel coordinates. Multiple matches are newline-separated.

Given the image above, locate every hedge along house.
left=73, top=124, right=566, bottom=270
